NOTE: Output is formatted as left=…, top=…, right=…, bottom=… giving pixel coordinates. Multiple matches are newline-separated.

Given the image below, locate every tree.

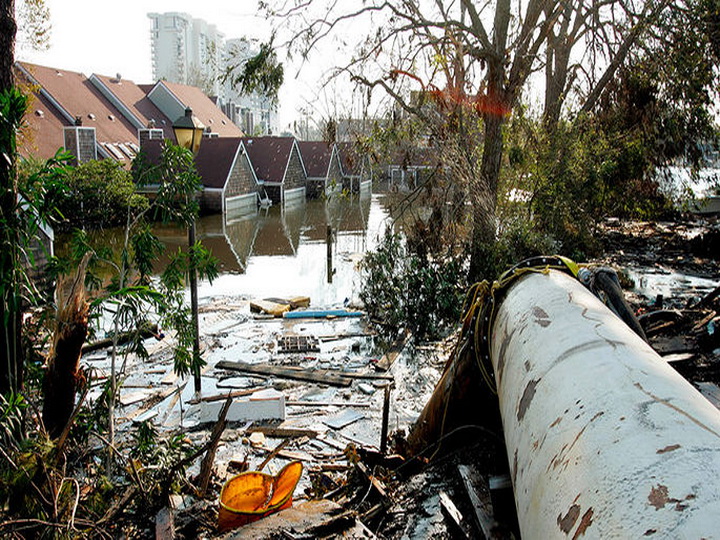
left=223, top=39, right=284, bottom=104
left=272, top=0, right=708, bottom=279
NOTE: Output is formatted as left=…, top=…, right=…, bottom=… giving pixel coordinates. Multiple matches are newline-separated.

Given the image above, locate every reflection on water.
left=199, top=192, right=382, bottom=306
left=59, top=193, right=389, bottom=307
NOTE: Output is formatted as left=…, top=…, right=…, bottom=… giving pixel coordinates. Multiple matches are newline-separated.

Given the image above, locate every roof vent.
left=148, top=119, right=156, bottom=128
left=88, top=113, right=96, bottom=120
left=74, top=116, right=83, bottom=126
left=108, top=114, right=116, bottom=122
left=35, top=110, right=44, bottom=118
left=116, top=73, right=122, bottom=81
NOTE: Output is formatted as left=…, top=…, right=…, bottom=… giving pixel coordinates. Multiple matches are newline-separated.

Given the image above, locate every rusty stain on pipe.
left=490, top=270, right=720, bottom=538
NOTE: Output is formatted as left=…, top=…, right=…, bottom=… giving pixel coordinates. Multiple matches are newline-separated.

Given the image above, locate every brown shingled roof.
left=241, top=136, right=298, bottom=184
left=297, top=141, right=335, bottom=178
left=155, top=81, right=244, bottom=138
left=136, top=138, right=248, bottom=191
left=90, top=73, right=174, bottom=137
left=336, top=141, right=365, bottom=176
left=17, top=62, right=140, bottom=163
left=194, top=138, right=246, bottom=189
left=17, top=83, right=68, bottom=161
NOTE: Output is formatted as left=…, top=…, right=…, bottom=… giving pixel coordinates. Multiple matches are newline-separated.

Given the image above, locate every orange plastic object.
left=217, top=461, right=303, bottom=532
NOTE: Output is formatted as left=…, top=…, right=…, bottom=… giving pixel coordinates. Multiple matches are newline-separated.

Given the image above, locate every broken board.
left=216, top=360, right=354, bottom=387
left=375, top=329, right=411, bottom=371
left=249, top=299, right=290, bottom=317
left=323, top=409, right=365, bottom=430
left=264, top=296, right=311, bottom=309
left=228, top=499, right=375, bottom=539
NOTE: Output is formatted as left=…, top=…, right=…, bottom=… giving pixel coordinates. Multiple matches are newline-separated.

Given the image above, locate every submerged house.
left=297, top=141, right=343, bottom=198
left=386, top=147, right=439, bottom=191
left=137, top=137, right=260, bottom=215
left=337, top=142, right=373, bottom=193
left=195, top=138, right=260, bottom=215
left=242, top=137, right=307, bottom=205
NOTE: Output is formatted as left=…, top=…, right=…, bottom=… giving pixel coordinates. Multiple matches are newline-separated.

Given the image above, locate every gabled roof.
left=297, top=141, right=336, bottom=179
left=148, top=80, right=243, bottom=138
left=241, top=136, right=301, bottom=184
left=17, top=85, right=68, bottom=161
left=89, top=73, right=174, bottom=137
left=388, top=146, right=439, bottom=169
left=136, top=138, right=251, bottom=190
left=195, top=138, right=248, bottom=189
left=336, top=141, right=367, bottom=177
left=16, top=62, right=140, bottom=163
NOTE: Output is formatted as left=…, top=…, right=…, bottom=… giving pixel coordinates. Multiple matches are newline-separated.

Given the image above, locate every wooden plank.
left=250, top=299, right=290, bottom=317
left=216, top=360, right=353, bottom=387
left=375, top=330, right=411, bottom=371
left=155, top=507, right=175, bottom=540
left=269, top=364, right=394, bottom=381
left=318, top=332, right=376, bottom=342
left=247, top=426, right=319, bottom=439
left=187, top=388, right=260, bottom=405
left=439, top=491, right=470, bottom=540
left=651, top=334, right=698, bottom=355
left=323, top=409, right=364, bottom=430
left=283, top=309, right=364, bottom=319
left=457, top=464, right=499, bottom=539
left=287, top=400, right=371, bottom=408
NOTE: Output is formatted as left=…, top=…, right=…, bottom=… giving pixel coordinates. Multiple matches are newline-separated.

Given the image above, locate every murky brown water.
left=58, top=192, right=394, bottom=307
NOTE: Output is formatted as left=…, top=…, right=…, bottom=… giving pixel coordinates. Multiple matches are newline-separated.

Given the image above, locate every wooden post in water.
left=326, top=225, right=333, bottom=283
left=380, top=384, right=391, bottom=454
left=188, top=221, right=201, bottom=393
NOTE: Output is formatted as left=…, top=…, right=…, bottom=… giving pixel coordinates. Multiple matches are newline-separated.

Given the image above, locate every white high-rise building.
left=148, top=12, right=224, bottom=100
left=148, top=13, right=277, bottom=135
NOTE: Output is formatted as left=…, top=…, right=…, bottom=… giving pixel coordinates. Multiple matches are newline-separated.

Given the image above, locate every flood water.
left=61, top=193, right=394, bottom=308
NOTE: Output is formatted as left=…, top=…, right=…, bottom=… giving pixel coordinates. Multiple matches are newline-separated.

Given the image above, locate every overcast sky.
left=15, top=0, right=339, bottom=131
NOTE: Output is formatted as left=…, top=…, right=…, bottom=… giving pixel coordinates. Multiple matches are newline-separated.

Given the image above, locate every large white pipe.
left=490, top=270, right=720, bottom=538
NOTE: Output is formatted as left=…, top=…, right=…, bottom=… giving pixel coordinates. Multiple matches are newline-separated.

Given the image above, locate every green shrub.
left=59, top=159, right=148, bottom=229
left=360, top=231, right=465, bottom=342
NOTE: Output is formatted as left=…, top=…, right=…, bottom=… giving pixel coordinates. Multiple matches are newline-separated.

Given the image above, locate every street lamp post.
left=172, top=107, right=205, bottom=394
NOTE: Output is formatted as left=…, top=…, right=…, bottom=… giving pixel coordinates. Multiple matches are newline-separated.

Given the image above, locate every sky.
left=15, top=0, right=338, bottom=131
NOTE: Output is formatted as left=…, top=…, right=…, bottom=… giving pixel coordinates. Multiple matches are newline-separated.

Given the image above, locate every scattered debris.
left=277, top=335, right=320, bottom=353
left=191, top=388, right=285, bottom=424
left=283, top=309, right=365, bottom=319
left=323, top=409, right=365, bottom=430
left=375, top=330, right=411, bottom=371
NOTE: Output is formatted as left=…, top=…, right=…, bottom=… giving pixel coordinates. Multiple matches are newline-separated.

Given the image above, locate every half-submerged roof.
left=137, top=137, right=247, bottom=190
left=241, top=136, right=297, bottom=184
left=297, top=141, right=335, bottom=178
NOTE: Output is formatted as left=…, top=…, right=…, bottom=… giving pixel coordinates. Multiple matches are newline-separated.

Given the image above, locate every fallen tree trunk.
left=43, top=256, right=90, bottom=438
left=81, top=323, right=160, bottom=354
